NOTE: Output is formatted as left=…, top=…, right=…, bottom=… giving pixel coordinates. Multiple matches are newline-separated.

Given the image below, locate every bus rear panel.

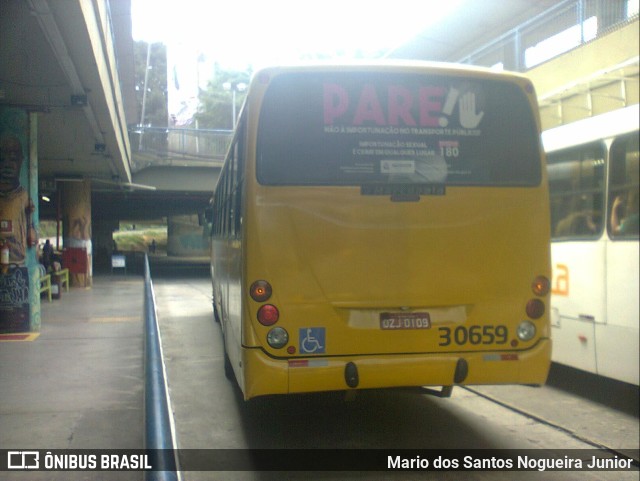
left=211, top=64, right=551, bottom=400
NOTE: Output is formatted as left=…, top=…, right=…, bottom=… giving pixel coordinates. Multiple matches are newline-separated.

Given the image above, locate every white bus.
left=543, top=104, right=639, bottom=385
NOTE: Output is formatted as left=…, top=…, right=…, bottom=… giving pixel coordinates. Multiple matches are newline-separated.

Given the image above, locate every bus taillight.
left=531, top=276, right=550, bottom=296
left=250, top=280, right=272, bottom=302
left=526, top=299, right=545, bottom=319
left=257, top=304, right=279, bottom=326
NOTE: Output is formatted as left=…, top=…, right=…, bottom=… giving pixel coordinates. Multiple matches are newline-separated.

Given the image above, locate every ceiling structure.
left=0, top=0, right=135, bottom=189
left=388, top=0, right=566, bottom=62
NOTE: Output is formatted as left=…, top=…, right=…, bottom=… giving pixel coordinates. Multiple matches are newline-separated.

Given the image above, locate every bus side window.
left=609, top=133, right=640, bottom=238
left=229, top=145, right=237, bottom=239
left=204, top=202, right=214, bottom=236
left=548, top=143, right=605, bottom=239
left=215, top=187, right=223, bottom=236
left=220, top=164, right=231, bottom=237
left=233, top=115, right=246, bottom=239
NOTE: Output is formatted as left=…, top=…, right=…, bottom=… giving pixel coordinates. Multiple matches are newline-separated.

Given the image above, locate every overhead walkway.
left=127, top=127, right=232, bottom=193
left=130, top=127, right=231, bottom=172
left=389, top=0, right=639, bottom=129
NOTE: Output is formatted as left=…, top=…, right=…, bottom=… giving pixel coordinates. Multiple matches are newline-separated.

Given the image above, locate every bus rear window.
left=256, top=72, right=541, bottom=187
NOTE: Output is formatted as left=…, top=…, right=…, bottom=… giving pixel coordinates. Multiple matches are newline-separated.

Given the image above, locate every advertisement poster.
left=256, top=72, right=540, bottom=188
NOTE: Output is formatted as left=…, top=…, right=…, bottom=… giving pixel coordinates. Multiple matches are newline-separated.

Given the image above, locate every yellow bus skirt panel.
left=241, top=339, right=551, bottom=400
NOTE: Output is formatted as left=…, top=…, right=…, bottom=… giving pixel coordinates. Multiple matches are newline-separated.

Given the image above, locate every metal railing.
left=458, top=0, right=638, bottom=71
left=130, top=126, right=233, bottom=171
left=144, top=254, right=179, bottom=481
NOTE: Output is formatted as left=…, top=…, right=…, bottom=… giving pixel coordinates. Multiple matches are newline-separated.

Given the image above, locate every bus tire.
left=223, top=346, right=235, bottom=381
left=213, top=302, right=221, bottom=323
left=224, top=353, right=235, bottom=381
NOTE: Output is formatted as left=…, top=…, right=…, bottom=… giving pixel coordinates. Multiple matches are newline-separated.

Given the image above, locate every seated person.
left=610, top=191, right=639, bottom=236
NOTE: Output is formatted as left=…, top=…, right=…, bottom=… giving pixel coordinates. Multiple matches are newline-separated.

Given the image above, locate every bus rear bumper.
left=242, top=339, right=551, bottom=400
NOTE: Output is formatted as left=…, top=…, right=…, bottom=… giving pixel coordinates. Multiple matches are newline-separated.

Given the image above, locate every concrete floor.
left=0, top=274, right=145, bottom=480
left=2, top=260, right=637, bottom=481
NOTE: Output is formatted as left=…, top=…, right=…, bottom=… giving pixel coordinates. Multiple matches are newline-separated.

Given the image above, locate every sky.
left=131, top=0, right=463, bottom=70
left=132, top=0, right=464, bottom=124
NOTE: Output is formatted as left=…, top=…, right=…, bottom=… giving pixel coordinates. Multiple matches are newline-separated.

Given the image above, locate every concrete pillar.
left=61, top=179, right=92, bottom=287
left=0, top=107, right=40, bottom=333
left=167, top=215, right=209, bottom=257
left=28, top=113, right=40, bottom=331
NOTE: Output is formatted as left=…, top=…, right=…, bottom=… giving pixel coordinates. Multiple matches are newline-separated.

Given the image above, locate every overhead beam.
left=78, top=0, right=132, bottom=183
left=27, top=0, right=132, bottom=182
left=26, top=0, right=106, bottom=147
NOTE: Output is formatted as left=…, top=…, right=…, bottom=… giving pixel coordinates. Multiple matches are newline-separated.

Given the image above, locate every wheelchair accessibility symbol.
left=299, top=327, right=325, bottom=354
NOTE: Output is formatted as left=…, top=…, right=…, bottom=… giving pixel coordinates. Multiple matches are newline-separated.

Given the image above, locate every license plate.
left=380, top=312, right=431, bottom=330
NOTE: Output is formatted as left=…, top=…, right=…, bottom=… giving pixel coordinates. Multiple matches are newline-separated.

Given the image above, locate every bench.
left=53, top=268, right=70, bottom=292
left=39, top=265, right=52, bottom=302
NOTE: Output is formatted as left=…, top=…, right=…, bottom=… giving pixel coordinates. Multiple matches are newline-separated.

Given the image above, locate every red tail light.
left=250, top=280, right=272, bottom=302
left=257, top=304, right=279, bottom=326
left=526, top=299, right=545, bottom=319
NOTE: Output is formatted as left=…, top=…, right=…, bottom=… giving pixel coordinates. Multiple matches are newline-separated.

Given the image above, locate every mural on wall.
left=0, top=107, right=38, bottom=333
left=0, top=131, right=30, bottom=263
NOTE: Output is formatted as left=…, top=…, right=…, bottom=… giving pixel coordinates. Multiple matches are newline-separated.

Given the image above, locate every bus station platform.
left=0, top=273, right=145, bottom=453
left=0, top=254, right=210, bottom=454
left=0, top=254, right=211, bottom=480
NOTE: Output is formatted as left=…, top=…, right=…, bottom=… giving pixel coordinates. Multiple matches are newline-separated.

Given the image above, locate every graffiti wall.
left=0, top=107, right=40, bottom=333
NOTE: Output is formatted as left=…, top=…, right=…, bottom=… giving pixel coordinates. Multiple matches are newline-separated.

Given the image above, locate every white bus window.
left=609, top=132, right=640, bottom=238
left=548, top=143, right=605, bottom=239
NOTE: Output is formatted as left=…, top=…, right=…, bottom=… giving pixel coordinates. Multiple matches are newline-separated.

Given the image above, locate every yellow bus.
left=210, top=62, right=551, bottom=400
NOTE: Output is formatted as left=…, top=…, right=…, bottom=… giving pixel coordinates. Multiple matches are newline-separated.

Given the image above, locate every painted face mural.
left=0, top=109, right=36, bottom=333
left=0, top=132, right=29, bottom=265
